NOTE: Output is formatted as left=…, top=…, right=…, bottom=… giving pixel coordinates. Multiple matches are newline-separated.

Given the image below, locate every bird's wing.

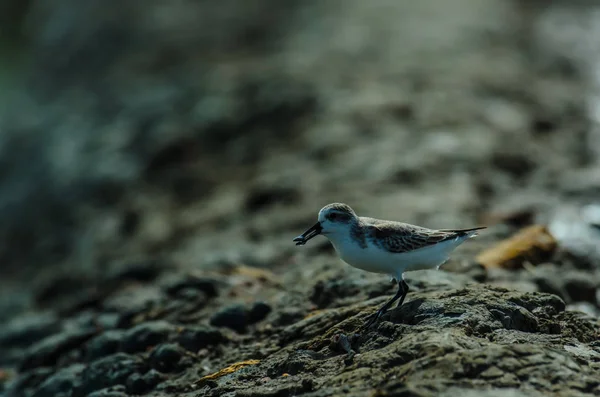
left=366, top=221, right=479, bottom=253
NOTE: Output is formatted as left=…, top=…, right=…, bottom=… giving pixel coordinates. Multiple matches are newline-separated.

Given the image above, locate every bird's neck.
left=325, top=222, right=364, bottom=251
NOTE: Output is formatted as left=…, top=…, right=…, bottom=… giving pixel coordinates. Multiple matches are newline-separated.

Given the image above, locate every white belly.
left=330, top=236, right=466, bottom=280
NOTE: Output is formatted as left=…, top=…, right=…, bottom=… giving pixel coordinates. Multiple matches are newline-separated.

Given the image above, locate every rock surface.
left=2, top=1, right=600, bottom=397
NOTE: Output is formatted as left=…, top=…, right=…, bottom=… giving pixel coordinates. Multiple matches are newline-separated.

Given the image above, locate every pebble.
left=210, top=301, right=272, bottom=332
left=6, top=367, right=54, bottom=397
left=106, top=260, right=165, bottom=283
left=20, top=328, right=98, bottom=371
left=125, top=369, right=164, bottom=395
left=564, top=273, right=598, bottom=304
left=120, top=321, right=173, bottom=353
left=161, top=273, right=219, bottom=298
left=175, top=326, right=225, bottom=352
left=31, top=364, right=85, bottom=397
left=248, top=301, right=272, bottom=324
left=149, top=343, right=185, bottom=372
left=0, top=312, right=60, bottom=348
left=86, top=385, right=128, bottom=397
left=85, top=330, right=127, bottom=361
left=102, top=286, right=164, bottom=320
left=210, top=304, right=249, bottom=332
left=77, top=353, right=147, bottom=396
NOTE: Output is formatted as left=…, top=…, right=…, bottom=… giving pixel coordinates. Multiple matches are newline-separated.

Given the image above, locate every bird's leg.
left=396, top=279, right=409, bottom=308
left=361, top=280, right=405, bottom=330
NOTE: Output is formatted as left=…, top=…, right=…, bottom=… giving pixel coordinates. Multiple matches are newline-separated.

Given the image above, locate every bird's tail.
left=441, top=226, right=487, bottom=239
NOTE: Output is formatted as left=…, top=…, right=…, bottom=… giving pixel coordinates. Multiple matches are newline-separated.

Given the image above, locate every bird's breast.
left=331, top=239, right=398, bottom=274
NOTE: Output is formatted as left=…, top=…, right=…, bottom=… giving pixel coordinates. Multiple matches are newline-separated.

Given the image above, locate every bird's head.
left=293, top=203, right=357, bottom=245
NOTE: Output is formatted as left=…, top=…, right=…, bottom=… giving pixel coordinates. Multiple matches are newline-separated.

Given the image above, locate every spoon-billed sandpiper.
left=293, top=203, right=485, bottom=329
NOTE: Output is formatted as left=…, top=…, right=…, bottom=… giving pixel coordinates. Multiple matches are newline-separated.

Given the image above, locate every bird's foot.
left=359, top=309, right=384, bottom=332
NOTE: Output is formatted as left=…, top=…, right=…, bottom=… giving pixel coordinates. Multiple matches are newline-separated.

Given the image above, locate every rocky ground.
left=1, top=1, right=600, bottom=396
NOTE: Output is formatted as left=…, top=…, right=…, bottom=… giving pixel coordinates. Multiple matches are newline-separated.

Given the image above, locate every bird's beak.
left=293, top=222, right=322, bottom=245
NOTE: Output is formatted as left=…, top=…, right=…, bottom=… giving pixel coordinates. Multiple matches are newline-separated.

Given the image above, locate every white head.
left=293, top=203, right=357, bottom=245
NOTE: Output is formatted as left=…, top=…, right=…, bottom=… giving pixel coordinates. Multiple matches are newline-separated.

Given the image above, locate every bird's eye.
left=328, top=213, right=338, bottom=221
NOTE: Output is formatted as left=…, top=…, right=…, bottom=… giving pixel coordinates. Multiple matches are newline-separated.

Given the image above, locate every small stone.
left=161, top=273, right=219, bottom=298
left=85, top=330, right=127, bottom=361
left=4, top=367, right=53, bottom=397
left=102, top=286, right=164, bottom=319
left=175, top=326, right=225, bottom=352
left=176, top=287, right=205, bottom=301
left=564, top=273, right=598, bottom=304
left=0, top=312, right=60, bottom=348
left=94, top=313, right=120, bottom=330
left=106, top=260, right=164, bottom=283
left=149, top=343, right=185, bottom=373
left=31, top=364, right=85, bottom=397
left=210, top=304, right=249, bottom=332
left=479, top=366, right=504, bottom=379
left=120, top=321, right=173, bottom=353
left=19, top=328, right=98, bottom=371
left=490, top=151, right=535, bottom=178
left=248, top=301, right=272, bottom=324
left=86, top=385, right=128, bottom=397
left=244, top=185, right=299, bottom=212
left=125, top=369, right=163, bottom=395
left=77, top=353, right=146, bottom=396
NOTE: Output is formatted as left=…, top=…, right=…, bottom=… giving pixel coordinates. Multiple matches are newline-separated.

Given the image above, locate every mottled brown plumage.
left=363, top=219, right=485, bottom=253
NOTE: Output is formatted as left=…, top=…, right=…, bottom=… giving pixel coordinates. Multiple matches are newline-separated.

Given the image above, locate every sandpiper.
left=293, top=203, right=485, bottom=329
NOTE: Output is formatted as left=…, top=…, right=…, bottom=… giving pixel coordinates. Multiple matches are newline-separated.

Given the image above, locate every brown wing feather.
left=367, top=222, right=481, bottom=253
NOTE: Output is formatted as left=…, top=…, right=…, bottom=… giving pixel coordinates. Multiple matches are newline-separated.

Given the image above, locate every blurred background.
left=0, top=0, right=600, bottom=330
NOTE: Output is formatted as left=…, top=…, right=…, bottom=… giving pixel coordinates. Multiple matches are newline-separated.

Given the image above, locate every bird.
left=293, top=203, right=485, bottom=330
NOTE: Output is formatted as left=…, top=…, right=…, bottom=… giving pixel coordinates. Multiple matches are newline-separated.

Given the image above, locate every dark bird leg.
left=396, top=279, right=409, bottom=308
left=361, top=278, right=409, bottom=331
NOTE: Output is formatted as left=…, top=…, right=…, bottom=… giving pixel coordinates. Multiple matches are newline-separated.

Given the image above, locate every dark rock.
left=86, top=385, right=128, bottom=397
left=244, top=185, right=300, bottom=212
left=174, top=287, right=206, bottom=301
left=533, top=274, right=566, bottom=302
left=85, top=330, right=127, bottom=361
left=272, top=308, right=305, bottom=326
left=175, top=326, right=225, bottom=352
left=120, top=321, right=173, bottom=353
left=5, top=367, right=54, bottom=397
left=210, top=304, right=249, bottom=332
left=0, top=312, right=62, bottom=366
left=564, top=272, right=598, bottom=304
left=149, top=343, right=186, bottom=373
left=31, top=364, right=85, bottom=397
left=248, top=301, right=272, bottom=324
left=102, top=285, right=165, bottom=317
left=161, top=273, right=219, bottom=298
left=126, top=369, right=164, bottom=395
left=19, top=328, right=98, bottom=371
left=491, top=151, right=535, bottom=179
left=0, top=312, right=60, bottom=348
left=310, top=278, right=364, bottom=309
left=33, top=273, right=108, bottom=315
left=76, top=353, right=146, bottom=396
left=530, top=265, right=598, bottom=305
left=383, top=286, right=565, bottom=335
left=94, top=313, right=121, bottom=330
left=209, top=301, right=274, bottom=332
left=120, top=209, right=140, bottom=236
left=106, top=259, right=166, bottom=283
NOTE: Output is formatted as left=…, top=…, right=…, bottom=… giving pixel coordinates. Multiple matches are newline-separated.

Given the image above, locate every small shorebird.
left=293, top=203, right=485, bottom=329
